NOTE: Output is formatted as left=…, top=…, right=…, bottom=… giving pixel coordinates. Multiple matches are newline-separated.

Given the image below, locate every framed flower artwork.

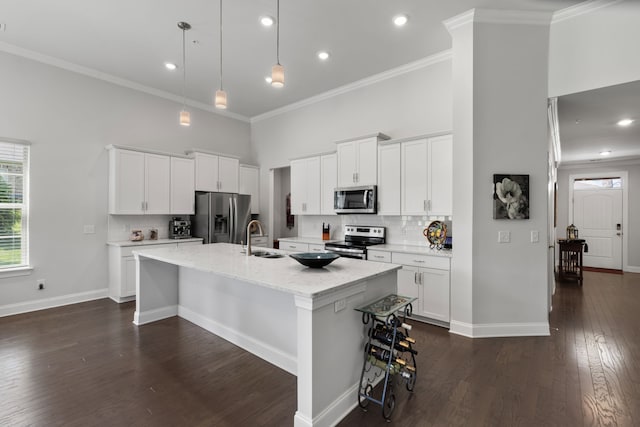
left=493, top=174, right=529, bottom=219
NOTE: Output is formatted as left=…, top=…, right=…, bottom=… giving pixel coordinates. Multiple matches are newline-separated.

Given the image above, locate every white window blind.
left=0, top=141, right=29, bottom=268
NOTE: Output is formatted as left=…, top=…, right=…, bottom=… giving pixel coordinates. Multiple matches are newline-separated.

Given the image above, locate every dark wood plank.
left=1, top=270, right=639, bottom=426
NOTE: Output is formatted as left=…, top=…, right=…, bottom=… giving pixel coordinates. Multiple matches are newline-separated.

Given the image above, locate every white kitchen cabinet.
left=108, top=147, right=170, bottom=215
left=239, top=165, right=260, bottom=214
left=367, top=249, right=392, bottom=263
left=108, top=240, right=202, bottom=302
left=336, top=135, right=387, bottom=187
left=192, top=151, right=239, bottom=193
left=320, top=153, right=337, bottom=215
left=290, top=156, right=320, bottom=215
left=279, top=241, right=309, bottom=252
left=170, top=157, right=195, bottom=215
left=400, top=134, right=453, bottom=217
left=392, top=252, right=450, bottom=324
left=401, top=138, right=429, bottom=215
left=377, top=143, right=401, bottom=215
left=428, top=134, right=453, bottom=216
left=251, top=235, right=269, bottom=248
left=308, top=243, right=326, bottom=253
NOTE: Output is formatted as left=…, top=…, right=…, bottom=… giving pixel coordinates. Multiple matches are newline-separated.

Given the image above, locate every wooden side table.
left=558, top=239, right=586, bottom=285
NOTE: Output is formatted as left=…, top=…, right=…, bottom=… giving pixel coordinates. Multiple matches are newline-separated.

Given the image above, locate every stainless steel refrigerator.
left=192, top=192, right=252, bottom=244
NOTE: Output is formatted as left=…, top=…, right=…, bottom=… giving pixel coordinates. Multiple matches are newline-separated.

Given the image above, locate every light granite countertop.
left=107, top=238, right=203, bottom=247
left=369, top=243, right=453, bottom=258
left=133, top=242, right=400, bottom=298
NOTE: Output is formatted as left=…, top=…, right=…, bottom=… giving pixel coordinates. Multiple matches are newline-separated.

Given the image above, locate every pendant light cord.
left=219, top=0, right=223, bottom=90
left=276, top=0, right=280, bottom=65
left=182, top=25, right=187, bottom=109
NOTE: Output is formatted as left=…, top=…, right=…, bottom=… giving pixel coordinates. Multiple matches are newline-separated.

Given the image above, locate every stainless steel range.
left=324, top=225, right=385, bottom=260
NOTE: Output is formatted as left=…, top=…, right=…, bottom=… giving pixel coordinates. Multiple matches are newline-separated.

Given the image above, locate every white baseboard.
left=449, top=320, right=550, bottom=338
left=178, top=305, right=297, bottom=375
left=625, top=266, right=640, bottom=273
left=133, top=305, right=178, bottom=325
left=0, top=288, right=108, bottom=318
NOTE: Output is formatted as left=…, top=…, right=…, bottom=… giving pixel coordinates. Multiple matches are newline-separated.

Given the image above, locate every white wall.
left=0, top=51, right=250, bottom=311
left=549, top=1, right=640, bottom=97
left=251, top=59, right=453, bottom=232
left=557, top=160, right=640, bottom=270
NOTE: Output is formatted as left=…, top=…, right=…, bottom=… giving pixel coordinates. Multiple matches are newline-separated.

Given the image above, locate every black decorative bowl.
left=290, top=252, right=340, bottom=268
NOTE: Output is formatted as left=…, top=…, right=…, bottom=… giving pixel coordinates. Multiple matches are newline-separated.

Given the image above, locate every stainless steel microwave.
left=334, top=185, right=377, bottom=214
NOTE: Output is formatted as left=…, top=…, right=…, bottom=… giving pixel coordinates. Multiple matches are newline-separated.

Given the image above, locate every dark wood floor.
left=2, top=270, right=639, bottom=426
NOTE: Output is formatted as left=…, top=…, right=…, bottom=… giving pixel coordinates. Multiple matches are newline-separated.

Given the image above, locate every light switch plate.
left=531, top=230, right=539, bottom=243
left=83, top=225, right=96, bottom=234
left=498, top=231, right=510, bottom=243
left=334, top=299, right=346, bottom=312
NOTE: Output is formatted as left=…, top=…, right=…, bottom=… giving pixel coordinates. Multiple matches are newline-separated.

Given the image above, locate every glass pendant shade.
left=215, top=90, right=227, bottom=109
left=271, top=64, right=284, bottom=88
left=179, top=109, right=191, bottom=126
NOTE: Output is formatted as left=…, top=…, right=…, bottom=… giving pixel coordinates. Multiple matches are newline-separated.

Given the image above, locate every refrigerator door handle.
left=229, top=197, right=234, bottom=242
left=233, top=196, right=239, bottom=244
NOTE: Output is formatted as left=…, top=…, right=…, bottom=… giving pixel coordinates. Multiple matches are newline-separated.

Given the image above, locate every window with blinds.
left=0, top=141, right=29, bottom=269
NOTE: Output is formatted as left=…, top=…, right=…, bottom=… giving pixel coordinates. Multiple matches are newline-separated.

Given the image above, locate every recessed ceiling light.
left=393, top=14, right=408, bottom=26
left=265, top=76, right=272, bottom=84
left=617, top=118, right=634, bottom=126
left=600, top=150, right=612, bottom=156
left=164, top=62, right=177, bottom=71
left=261, top=16, right=274, bottom=27
left=317, top=51, right=330, bottom=61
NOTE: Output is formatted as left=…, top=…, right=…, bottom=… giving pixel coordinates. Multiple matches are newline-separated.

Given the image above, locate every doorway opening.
left=568, top=171, right=628, bottom=272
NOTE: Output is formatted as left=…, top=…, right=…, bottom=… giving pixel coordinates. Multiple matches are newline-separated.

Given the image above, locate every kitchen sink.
left=252, top=251, right=284, bottom=259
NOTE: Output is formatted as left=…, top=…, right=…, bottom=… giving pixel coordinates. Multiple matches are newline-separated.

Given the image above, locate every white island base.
left=133, top=243, right=399, bottom=427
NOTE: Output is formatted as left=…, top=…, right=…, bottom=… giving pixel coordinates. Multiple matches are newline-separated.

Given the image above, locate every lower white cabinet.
left=251, top=235, right=269, bottom=248
left=367, top=248, right=451, bottom=326
left=393, top=252, right=450, bottom=324
left=279, top=241, right=309, bottom=252
left=108, top=240, right=202, bottom=302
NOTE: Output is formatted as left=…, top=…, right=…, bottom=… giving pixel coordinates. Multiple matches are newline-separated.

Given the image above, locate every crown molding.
left=251, top=49, right=452, bottom=123
left=552, top=0, right=624, bottom=24
left=0, top=41, right=250, bottom=123
left=443, top=9, right=476, bottom=32
left=559, top=155, right=640, bottom=169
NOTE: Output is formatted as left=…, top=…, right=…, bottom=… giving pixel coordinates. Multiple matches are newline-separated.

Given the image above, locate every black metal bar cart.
left=355, top=294, right=418, bottom=421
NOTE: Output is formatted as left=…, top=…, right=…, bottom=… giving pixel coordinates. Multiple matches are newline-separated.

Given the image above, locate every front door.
left=572, top=180, right=623, bottom=270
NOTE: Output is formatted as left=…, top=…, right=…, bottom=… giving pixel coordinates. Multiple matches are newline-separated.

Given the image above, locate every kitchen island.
left=133, top=243, right=400, bottom=427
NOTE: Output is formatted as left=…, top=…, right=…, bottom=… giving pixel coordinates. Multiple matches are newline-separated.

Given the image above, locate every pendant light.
left=178, top=21, right=191, bottom=126
left=271, top=0, right=284, bottom=88
left=215, top=0, right=227, bottom=109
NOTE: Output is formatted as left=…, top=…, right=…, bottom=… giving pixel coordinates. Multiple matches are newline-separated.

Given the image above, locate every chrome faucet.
left=246, top=220, right=264, bottom=256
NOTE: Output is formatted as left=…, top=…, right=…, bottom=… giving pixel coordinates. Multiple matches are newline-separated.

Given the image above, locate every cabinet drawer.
left=368, top=250, right=391, bottom=263
left=308, top=243, right=326, bottom=253
left=392, top=252, right=450, bottom=270
left=279, top=241, right=309, bottom=252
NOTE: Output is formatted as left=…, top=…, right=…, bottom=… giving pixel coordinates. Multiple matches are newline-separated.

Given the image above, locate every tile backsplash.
left=108, top=214, right=186, bottom=241
left=297, top=215, right=452, bottom=246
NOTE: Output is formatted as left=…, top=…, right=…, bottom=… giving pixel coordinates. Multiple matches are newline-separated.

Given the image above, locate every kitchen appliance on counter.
left=192, top=192, right=251, bottom=244
left=169, top=217, right=192, bottom=239
left=324, top=225, right=385, bottom=260
left=334, top=185, right=377, bottom=214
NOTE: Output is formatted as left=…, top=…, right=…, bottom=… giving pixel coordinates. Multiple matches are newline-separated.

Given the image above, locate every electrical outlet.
left=37, top=279, right=46, bottom=290
left=498, top=231, right=510, bottom=243
left=83, top=225, right=96, bottom=234
left=334, top=299, right=346, bottom=312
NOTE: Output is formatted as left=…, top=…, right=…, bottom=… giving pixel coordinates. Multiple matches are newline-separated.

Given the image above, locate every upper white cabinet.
left=290, top=156, right=320, bottom=215
left=320, top=153, right=337, bottom=215
left=192, top=151, right=239, bottom=193
left=170, top=157, right=195, bottom=215
left=377, top=143, right=401, bottom=215
left=336, top=134, right=388, bottom=187
left=108, top=147, right=170, bottom=214
left=400, top=134, right=452, bottom=216
left=428, top=134, right=453, bottom=216
left=239, top=165, right=260, bottom=214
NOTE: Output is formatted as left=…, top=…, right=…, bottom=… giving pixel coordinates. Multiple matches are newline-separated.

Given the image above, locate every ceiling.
left=557, top=80, right=640, bottom=165
left=2, top=0, right=581, bottom=120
